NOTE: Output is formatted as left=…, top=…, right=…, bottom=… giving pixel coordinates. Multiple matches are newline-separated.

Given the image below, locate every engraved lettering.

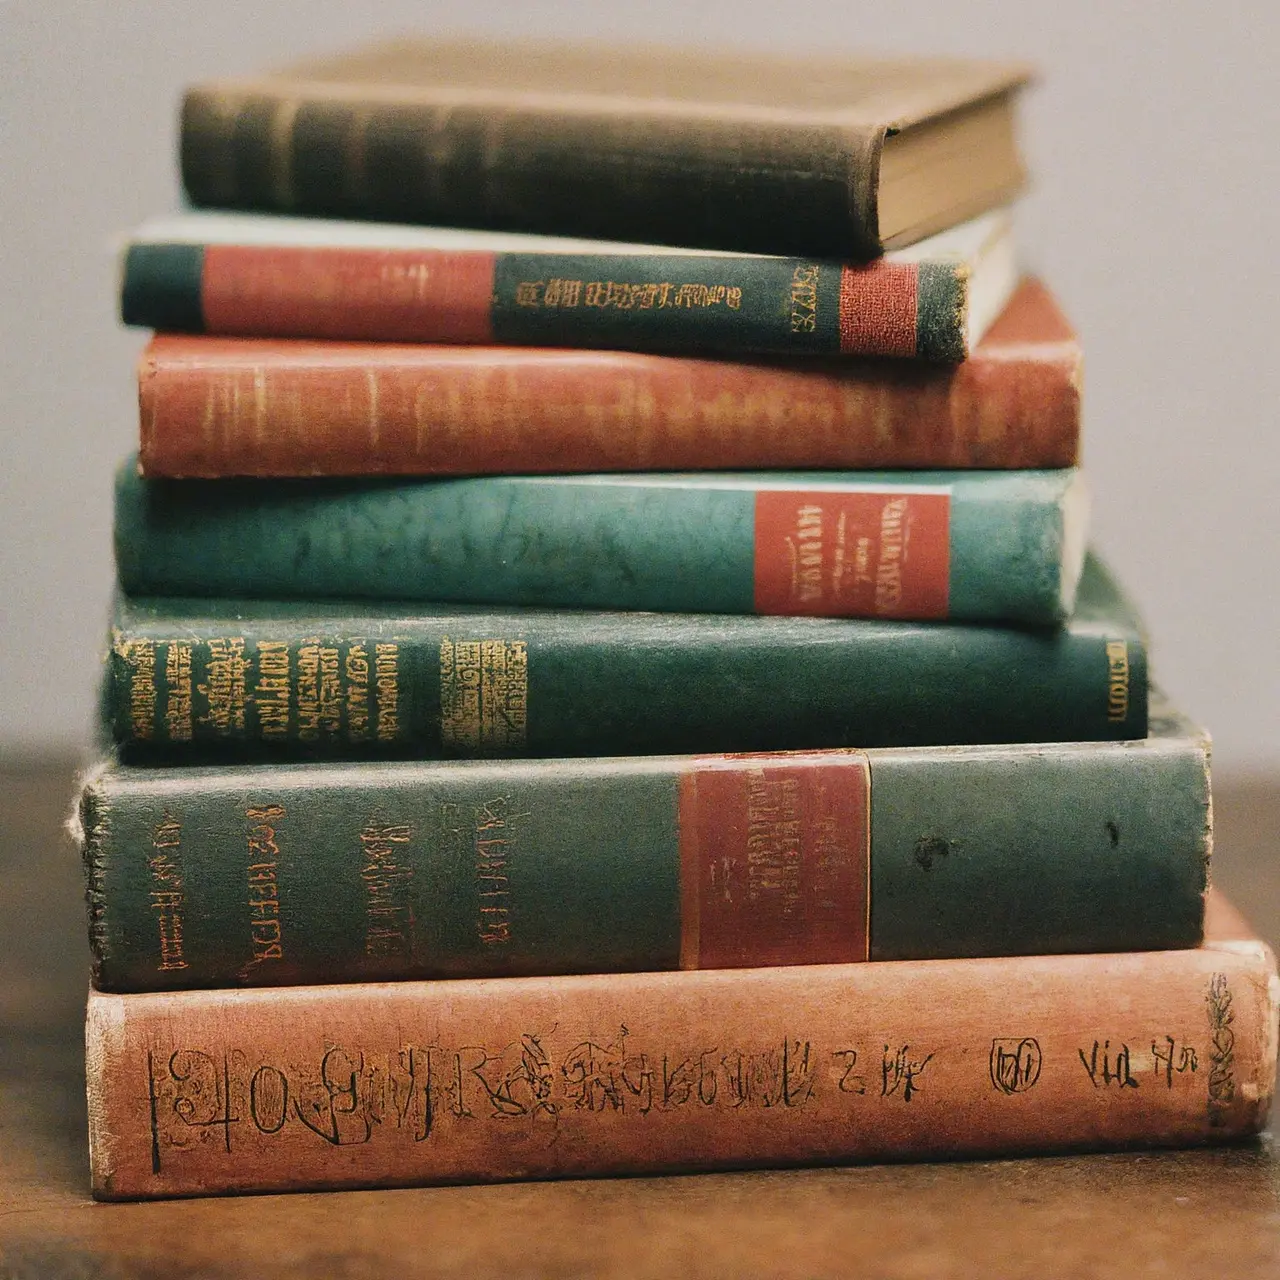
left=514, top=280, right=544, bottom=307
left=1152, top=1035, right=1199, bottom=1088
left=375, top=642, right=399, bottom=741
left=113, top=636, right=157, bottom=740
left=439, top=636, right=528, bottom=755
left=360, top=821, right=414, bottom=959
left=149, top=813, right=188, bottom=971
left=1078, top=1039, right=1139, bottom=1089
left=1106, top=640, right=1130, bottom=722
left=874, top=498, right=909, bottom=613
left=164, top=642, right=193, bottom=741
left=253, top=642, right=291, bottom=739
left=197, top=636, right=248, bottom=735
left=789, top=263, right=819, bottom=333
left=344, top=643, right=370, bottom=741
left=881, top=1044, right=933, bottom=1101
left=831, top=1048, right=867, bottom=1095
left=242, top=804, right=286, bottom=976
left=989, top=1038, right=1042, bottom=1095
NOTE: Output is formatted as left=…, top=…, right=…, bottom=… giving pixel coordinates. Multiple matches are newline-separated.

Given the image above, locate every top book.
left=181, top=39, right=1031, bottom=260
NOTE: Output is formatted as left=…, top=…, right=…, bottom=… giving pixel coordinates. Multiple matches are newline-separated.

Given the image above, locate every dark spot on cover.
left=914, top=835, right=952, bottom=871
left=1106, top=821, right=1120, bottom=848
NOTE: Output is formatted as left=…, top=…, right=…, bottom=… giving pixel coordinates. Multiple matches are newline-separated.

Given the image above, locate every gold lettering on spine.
left=360, top=822, right=414, bottom=959
left=242, top=804, right=286, bottom=976
left=475, top=797, right=521, bottom=945
left=522, top=278, right=742, bottom=311
left=789, top=264, right=819, bottom=333
left=253, top=642, right=291, bottom=739
left=113, top=636, right=157, bottom=740
left=791, top=505, right=824, bottom=603
left=874, top=498, right=909, bottom=614
left=163, top=642, right=194, bottom=741
left=375, top=643, right=400, bottom=741
left=149, top=813, right=188, bottom=971
left=440, top=637, right=528, bottom=755
left=745, top=772, right=803, bottom=914
left=345, top=643, right=371, bottom=741
left=297, top=641, right=343, bottom=741
left=1106, top=640, right=1131, bottom=722
left=197, top=637, right=248, bottom=735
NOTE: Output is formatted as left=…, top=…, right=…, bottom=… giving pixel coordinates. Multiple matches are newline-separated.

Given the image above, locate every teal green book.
left=114, top=465, right=1088, bottom=625
left=103, top=554, right=1146, bottom=761
left=76, top=701, right=1207, bottom=993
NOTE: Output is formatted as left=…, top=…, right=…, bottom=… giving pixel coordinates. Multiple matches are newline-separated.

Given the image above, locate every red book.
left=137, top=279, right=1081, bottom=477
left=86, top=893, right=1275, bottom=1200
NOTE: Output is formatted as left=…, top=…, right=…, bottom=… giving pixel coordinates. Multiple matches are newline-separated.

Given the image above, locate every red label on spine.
left=201, top=246, right=497, bottom=343
left=838, top=261, right=918, bottom=356
left=678, top=752, right=870, bottom=970
left=753, top=488, right=950, bottom=619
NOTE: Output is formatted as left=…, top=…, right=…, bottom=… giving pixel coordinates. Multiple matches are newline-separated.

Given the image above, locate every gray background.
left=1, top=1, right=1276, bottom=768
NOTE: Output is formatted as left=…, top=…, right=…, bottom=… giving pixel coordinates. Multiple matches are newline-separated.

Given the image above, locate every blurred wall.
left=1, top=0, right=1277, bottom=768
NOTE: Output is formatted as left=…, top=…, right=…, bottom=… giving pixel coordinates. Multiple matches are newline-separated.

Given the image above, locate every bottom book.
left=86, top=892, right=1278, bottom=1200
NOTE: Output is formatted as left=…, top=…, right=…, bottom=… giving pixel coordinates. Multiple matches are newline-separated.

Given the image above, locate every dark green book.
left=103, top=554, right=1145, bottom=761
left=114, top=465, right=1088, bottom=626
left=76, top=702, right=1207, bottom=993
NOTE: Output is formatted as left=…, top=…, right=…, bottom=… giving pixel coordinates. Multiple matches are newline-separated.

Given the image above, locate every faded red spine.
left=838, top=261, right=918, bottom=356
left=138, top=279, right=1082, bottom=477
left=201, top=246, right=497, bottom=342
left=678, top=751, right=870, bottom=970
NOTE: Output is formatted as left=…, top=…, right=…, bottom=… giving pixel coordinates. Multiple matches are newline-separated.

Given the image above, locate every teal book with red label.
left=114, top=465, right=1089, bottom=625
left=77, top=702, right=1206, bottom=993
left=102, top=553, right=1146, bottom=760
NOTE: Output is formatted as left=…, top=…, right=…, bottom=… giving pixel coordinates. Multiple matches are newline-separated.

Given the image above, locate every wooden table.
left=2, top=762, right=1277, bottom=1277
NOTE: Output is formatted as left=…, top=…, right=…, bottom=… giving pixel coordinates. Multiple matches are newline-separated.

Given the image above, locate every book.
left=85, top=892, right=1278, bottom=1200
left=77, top=702, right=1208, bottom=994
left=114, top=466, right=1088, bottom=625
left=102, top=553, right=1146, bottom=760
left=122, top=208, right=1016, bottom=362
left=180, top=39, right=1030, bottom=260
left=134, top=278, right=1080, bottom=478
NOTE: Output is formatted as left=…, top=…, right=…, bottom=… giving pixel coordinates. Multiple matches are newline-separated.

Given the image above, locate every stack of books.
left=77, top=39, right=1276, bottom=1200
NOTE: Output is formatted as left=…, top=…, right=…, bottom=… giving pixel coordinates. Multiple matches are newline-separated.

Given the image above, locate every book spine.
left=114, top=468, right=1080, bottom=624
left=180, top=89, right=881, bottom=259
left=101, top=590, right=1147, bottom=757
left=80, top=737, right=1207, bottom=993
left=86, top=937, right=1278, bottom=1198
left=124, top=243, right=967, bottom=360
left=136, top=328, right=1080, bottom=479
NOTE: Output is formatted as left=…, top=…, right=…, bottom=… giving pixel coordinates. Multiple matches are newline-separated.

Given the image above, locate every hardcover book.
left=122, top=208, right=1016, bottom=361
left=180, top=39, right=1030, bottom=259
left=113, top=466, right=1089, bottom=625
left=76, top=703, right=1208, bottom=993
left=85, top=892, right=1278, bottom=1200
left=134, top=278, right=1081, bottom=478
left=102, top=553, right=1147, bottom=760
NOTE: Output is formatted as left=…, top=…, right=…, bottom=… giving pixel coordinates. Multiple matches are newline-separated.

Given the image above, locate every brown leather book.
left=86, top=892, right=1276, bottom=1200
left=137, top=278, right=1079, bottom=477
left=181, top=39, right=1031, bottom=259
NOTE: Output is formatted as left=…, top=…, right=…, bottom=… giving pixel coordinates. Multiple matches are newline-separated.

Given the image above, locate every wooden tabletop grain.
left=1, top=761, right=1277, bottom=1279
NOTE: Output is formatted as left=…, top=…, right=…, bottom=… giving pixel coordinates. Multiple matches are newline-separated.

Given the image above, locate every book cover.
left=135, top=278, right=1080, bottom=478
left=114, top=466, right=1089, bottom=625
left=122, top=208, right=1016, bottom=361
left=77, top=703, right=1208, bottom=993
left=102, top=553, right=1147, bottom=760
left=85, top=892, right=1278, bottom=1200
left=181, top=39, right=1030, bottom=259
